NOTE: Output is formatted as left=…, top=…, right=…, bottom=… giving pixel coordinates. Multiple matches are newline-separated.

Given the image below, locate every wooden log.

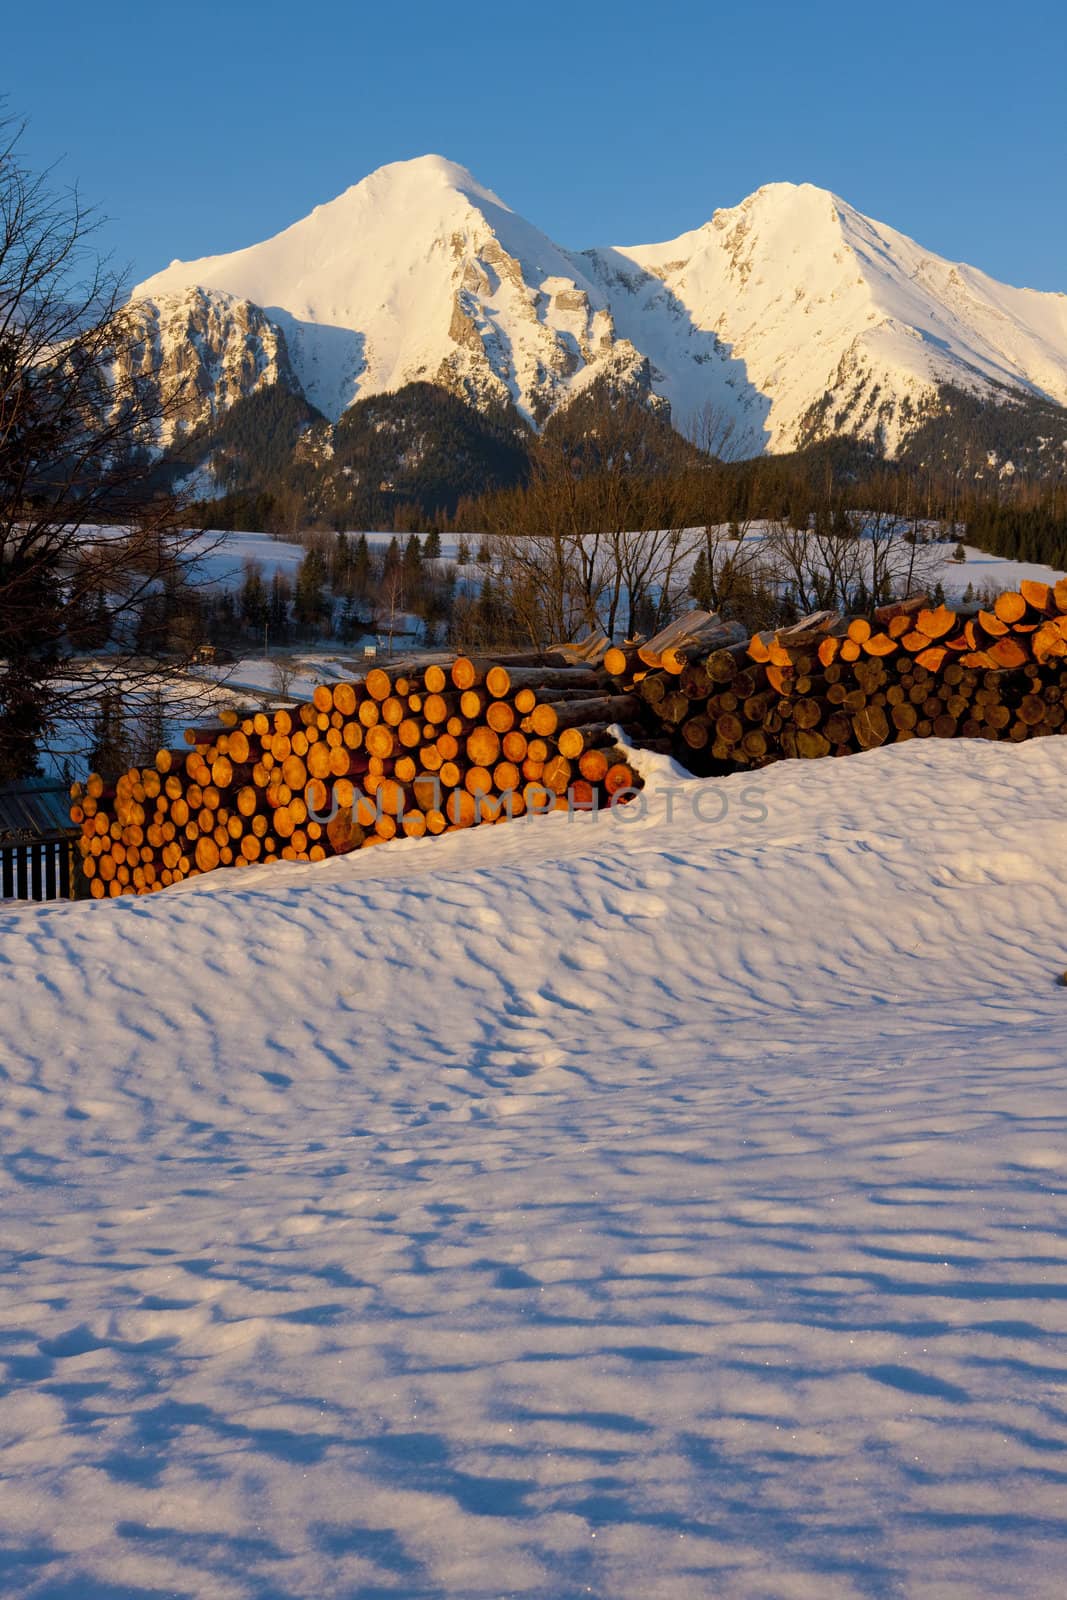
left=659, top=621, right=748, bottom=673
left=916, top=605, right=957, bottom=639
left=333, top=682, right=358, bottom=717
left=445, top=789, right=478, bottom=827
left=795, top=729, right=831, bottom=758
left=603, top=644, right=644, bottom=679
left=527, top=693, right=641, bottom=738
left=365, top=667, right=393, bottom=700
left=853, top=705, right=889, bottom=749
left=556, top=721, right=618, bottom=760
left=988, top=637, right=1028, bottom=671
left=994, top=591, right=1027, bottom=624
left=604, top=761, right=637, bottom=795
left=637, top=610, right=717, bottom=668
left=874, top=595, right=928, bottom=625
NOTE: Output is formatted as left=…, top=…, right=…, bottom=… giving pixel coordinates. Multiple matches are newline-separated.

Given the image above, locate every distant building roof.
left=0, top=779, right=76, bottom=846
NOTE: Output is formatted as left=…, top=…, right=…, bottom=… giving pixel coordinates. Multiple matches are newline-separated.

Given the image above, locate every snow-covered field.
left=84, top=509, right=1067, bottom=631
left=189, top=523, right=1067, bottom=610
left=2, top=739, right=1066, bottom=1598
left=938, top=542, right=1067, bottom=602
left=187, top=529, right=308, bottom=589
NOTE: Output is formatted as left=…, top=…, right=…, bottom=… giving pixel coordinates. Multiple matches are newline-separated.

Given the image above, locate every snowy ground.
left=938, top=543, right=1067, bottom=603
left=2, top=740, right=1067, bottom=1598
left=187, top=530, right=308, bottom=590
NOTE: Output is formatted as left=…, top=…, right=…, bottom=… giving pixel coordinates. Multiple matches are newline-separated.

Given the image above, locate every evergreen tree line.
left=207, top=530, right=461, bottom=650
left=182, top=376, right=1067, bottom=560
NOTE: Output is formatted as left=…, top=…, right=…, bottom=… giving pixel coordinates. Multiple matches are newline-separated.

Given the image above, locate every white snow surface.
left=131, top=161, right=1067, bottom=451
left=2, top=740, right=1067, bottom=1597
left=187, top=529, right=308, bottom=589
left=935, top=543, right=1067, bottom=602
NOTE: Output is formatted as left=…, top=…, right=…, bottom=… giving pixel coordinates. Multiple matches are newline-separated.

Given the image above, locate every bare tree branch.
left=0, top=111, right=221, bottom=779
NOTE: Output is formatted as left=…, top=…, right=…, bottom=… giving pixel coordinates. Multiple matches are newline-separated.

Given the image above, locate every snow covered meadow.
left=2, top=738, right=1066, bottom=1597
left=187, top=524, right=1066, bottom=611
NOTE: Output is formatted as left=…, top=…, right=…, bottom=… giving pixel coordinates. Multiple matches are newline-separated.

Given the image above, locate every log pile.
left=604, top=579, right=1067, bottom=774
left=70, top=579, right=1067, bottom=899
left=69, top=655, right=642, bottom=898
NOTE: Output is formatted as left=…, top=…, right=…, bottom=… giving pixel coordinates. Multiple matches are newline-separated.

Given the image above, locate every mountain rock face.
left=133, top=157, right=654, bottom=430
left=119, top=287, right=298, bottom=442
left=130, top=159, right=1067, bottom=461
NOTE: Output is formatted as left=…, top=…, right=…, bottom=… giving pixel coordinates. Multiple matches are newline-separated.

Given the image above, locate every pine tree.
left=631, top=591, right=658, bottom=636
left=690, top=548, right=712, bottom=608
left=352, top=534, right=371, bottom=597
left=240, top=561, right=268, bottom=630
left=382, top=536, right=401, bottom=577
left=294, top=550, right=327, bottom=631
left=213, top=589, right=237, bottom=639
left=423, top=528, right=442, bottom=560
left=340, top=596, right=362, bottom=641
left=456, top=536, right=471, bottom=565
left=134, top=590, right=169, bottom=655
left=403, top=533, right=423, bottom=594
left=330, top=531, right=351, bottom=590
left=477, top=575, right=497, bottom=640
left=0, top=659, right=50, bottom=783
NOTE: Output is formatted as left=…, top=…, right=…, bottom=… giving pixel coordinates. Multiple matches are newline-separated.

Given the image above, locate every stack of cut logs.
left=603, top=579, right=1067, bottom=774
left=69, top=653, right=642, bottom=898
left=71, top=578, right=1067, bottom=898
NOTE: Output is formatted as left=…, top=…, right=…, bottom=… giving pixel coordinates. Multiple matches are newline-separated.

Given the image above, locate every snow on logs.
left=69, top=656, right=642, bottom=898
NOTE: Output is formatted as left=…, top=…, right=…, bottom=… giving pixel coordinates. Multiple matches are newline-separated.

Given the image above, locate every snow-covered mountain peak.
left=131, top=160, right=1067, bottom=461
left=132, top=155, right=651, bottom=423
left=706, top=180, right=847, bottom=236
left=586, top=179, right=1067, bottom=453
left=338, top=152, right=510, bottom=210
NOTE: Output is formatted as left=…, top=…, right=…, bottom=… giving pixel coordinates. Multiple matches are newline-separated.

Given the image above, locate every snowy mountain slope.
left=2, top=739, right=1067, bottom=1598
left=133, top=156, right=652, bottom=425
left=130, top=161, right=1067, bottom=460
left=584, top=181, right=1067, bottom=452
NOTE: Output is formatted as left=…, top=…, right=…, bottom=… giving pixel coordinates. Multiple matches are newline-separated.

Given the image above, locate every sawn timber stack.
left=72, top=578, right=1067, bottom=897
left=69, top=654, right=642, bottom=898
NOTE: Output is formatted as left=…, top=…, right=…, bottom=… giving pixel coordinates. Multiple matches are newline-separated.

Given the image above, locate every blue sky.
left=7, top=0, right=1066, bottom=291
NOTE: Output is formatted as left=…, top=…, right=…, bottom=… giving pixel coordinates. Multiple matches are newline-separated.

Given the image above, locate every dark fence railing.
left=1, top=837, right=73, bottom=901
left=0, top=779, right=79, bottom=903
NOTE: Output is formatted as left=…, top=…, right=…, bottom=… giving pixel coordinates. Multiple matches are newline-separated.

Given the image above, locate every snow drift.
left=2, top=738, right=1066, bottom=1597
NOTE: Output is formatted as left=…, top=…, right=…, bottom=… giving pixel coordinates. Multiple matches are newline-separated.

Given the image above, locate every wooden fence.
left=0, top=780, right=78, bottom=902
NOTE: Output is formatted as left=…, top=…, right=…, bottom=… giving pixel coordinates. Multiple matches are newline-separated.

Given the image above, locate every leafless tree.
left=481, top=401, right=704, bottom=645
left=381, top=562, right=406, bottom=654
left=270, top=657, right=297, bottom=700
left=0, top=111, right=216, bottom=781
left=686, top=399, right=742, bottom=464
left=764, top=500, right=942, bottom=614
left=690, top=508, right=779, bottom=614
